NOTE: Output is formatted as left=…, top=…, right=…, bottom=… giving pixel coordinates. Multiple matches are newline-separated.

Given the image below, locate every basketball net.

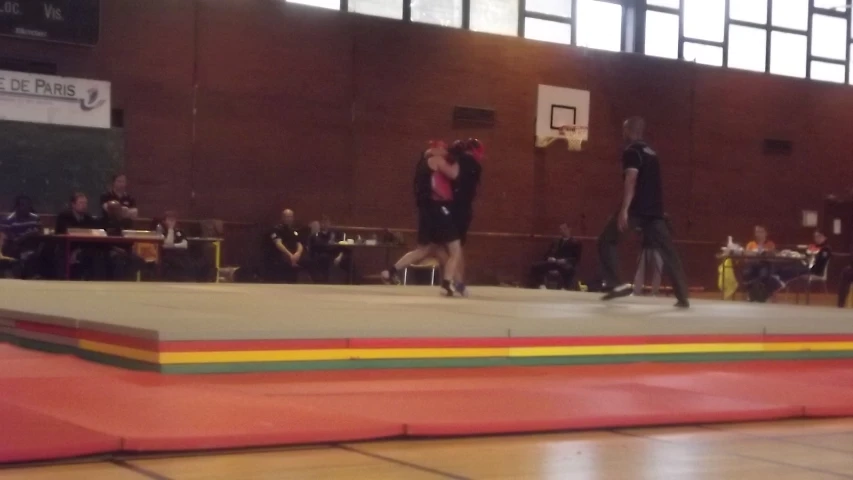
left=534, top=125, right=587, bottom=151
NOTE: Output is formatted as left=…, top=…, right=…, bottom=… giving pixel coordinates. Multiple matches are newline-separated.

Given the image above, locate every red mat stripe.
left=3, top=352, right=853, bottom=463
left=77, top=330, right=349, bottom=353
left=161, top=339, right=351, bottom=352
left=763, top=334, right=853, bottom=342
left=15, top=321, right=77, bottom=339
left=78, top=329, right=160, bottom=351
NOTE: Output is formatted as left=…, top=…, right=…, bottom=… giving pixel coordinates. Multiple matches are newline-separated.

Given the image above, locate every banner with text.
left=0, top=70, right=110, bottom=129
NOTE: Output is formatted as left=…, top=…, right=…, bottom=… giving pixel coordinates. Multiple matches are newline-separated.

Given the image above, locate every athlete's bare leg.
left=382, top=244, right=444, bottom=284
left=453, top=252, right=468, bottom=296
left=440, top=240, right=463, bottom=296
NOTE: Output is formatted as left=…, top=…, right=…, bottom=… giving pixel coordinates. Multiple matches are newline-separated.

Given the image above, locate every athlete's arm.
left=619, top=169, right=638, bottom=232
left=428, top=155, right=459, bottom=179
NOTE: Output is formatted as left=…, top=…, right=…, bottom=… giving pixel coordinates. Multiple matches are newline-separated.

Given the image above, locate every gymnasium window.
left=470, top=0, right=519, bottom=36
left=576, top=0, right=622, bottom=52
left=811, top=61, right=846, bottom=83
left=525, top=0, right=571, bottom=18
left=771, top=0, right=808, bottom=31
left=644, top=10, right=678, bottom=59
left=524, top=17, right=572, bottom=45
left=280, top=0, right=853, bottom=87
left=811, top=15, right=846, bottom=61
left=770, top=31, right=807, bottom=78
left=683, top=42, right=723, bottom=67
left=729, top=0, right=767, bottom=25
left=411, top=0, right=463, bottom=27
left=814, top=0, right=843, bottom=8
left=683, top=0, right=725, bottom=43
left=522, top=0, right=573, bottom=45
left=286, top=0, right=340, bottom=10
left=646, top=0, right=678, bottom=8
left=349, top=0, right=403, bottom=19
left=728, top=25, right=767, bottom=73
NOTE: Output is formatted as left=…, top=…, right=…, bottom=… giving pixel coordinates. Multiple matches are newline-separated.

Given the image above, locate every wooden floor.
left=3, top=419, right=853, bottom=479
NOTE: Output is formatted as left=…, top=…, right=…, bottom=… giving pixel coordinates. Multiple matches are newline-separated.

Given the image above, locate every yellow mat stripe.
left=508, top=343, right=768, bottom=357
left=76, top=340, right=853, bottom=365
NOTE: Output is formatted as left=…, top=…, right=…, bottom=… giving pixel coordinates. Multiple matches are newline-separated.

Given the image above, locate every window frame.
left=641, top=0, right=851, bottom=83
left=519, top=0, right=576, bottom=45
left=288, top=0, right=853, bottom=86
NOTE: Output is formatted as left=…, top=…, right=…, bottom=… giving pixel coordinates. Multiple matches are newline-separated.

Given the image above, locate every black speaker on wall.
left=763, top=138, right=793, bottom=155
left=453, top=106, right=496, bottom=127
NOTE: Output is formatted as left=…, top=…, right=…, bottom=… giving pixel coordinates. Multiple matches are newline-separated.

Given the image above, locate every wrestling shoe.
left=380, top=269, right=401, bottom=285
left=440, top=280, right=455, bottom=297
left=674, top=300, right=690, bottom=309
left=455, top=282, right=469, bottom=298
left=601, top=283, right=632, bottom=301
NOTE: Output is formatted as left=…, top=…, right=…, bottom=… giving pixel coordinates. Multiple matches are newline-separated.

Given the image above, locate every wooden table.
left=52, top=234, right=164, bottom=280
left=716, top=252, right=806, bottom=300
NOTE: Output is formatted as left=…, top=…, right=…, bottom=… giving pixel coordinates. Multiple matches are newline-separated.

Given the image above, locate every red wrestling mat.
left=2, top=343, right=853, bottom=464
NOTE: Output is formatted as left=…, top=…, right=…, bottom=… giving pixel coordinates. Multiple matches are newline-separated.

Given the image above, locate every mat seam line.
left=610, top=429, right=853, bottom=479
left=334, top=443, right=471, bottom=480
left=109, top=459, right=174, bottom=480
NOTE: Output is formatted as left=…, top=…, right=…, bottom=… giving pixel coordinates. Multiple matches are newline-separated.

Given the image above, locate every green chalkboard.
left=0, top=120, right=124, bottom=214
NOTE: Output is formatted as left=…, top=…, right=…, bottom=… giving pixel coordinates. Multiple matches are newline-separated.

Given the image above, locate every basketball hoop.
left=561, top=125, right=587, bottom=151
left=535, top=125, right=587, bottom=151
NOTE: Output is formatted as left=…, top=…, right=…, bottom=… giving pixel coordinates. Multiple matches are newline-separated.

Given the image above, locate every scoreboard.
left=0, top=0, right=99, bottom=46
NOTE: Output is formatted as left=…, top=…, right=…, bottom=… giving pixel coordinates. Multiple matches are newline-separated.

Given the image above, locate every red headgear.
left=467, top=138, right=485, bottom=162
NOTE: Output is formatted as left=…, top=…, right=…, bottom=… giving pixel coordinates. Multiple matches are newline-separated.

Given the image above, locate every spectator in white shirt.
left=153, top=211, right=195, bottom=280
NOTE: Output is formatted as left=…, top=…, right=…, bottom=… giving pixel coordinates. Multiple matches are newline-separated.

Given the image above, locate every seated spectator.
left=742, top=225, right=778, bottom=302
left=777, top=230, right=831, bottom=284
left=100, top=173, right=137, bottom=226
left=264, top=208, right=305, bottom=283
left=55, top=193, right=98, bottom=234
left=100, top=200, right=142, bottom=280
left=55, top=193, right=99, bottom=279
left=0, top=231, right=20, bottom=278
left=529, top=223, right=582, bottom=289
left=745, top=225, right=776, bottom=254
left=3, top=195, right=43, bottom=278
left=152, top=211, right=206, bottom=281
left=306, top=216, right=350, bottom=283
left=164, top=215, right=188, bottom=248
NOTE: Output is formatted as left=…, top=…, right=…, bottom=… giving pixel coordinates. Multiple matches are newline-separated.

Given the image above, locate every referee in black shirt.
left=598, top=117, right=690, bottom=308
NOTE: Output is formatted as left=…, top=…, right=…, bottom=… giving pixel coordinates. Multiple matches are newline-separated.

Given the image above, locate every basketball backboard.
left=536, top=85, right=590, bottom=148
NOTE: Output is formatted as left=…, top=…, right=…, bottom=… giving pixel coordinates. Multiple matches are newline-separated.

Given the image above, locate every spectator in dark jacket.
left=529, top=223, right=582, bottom=289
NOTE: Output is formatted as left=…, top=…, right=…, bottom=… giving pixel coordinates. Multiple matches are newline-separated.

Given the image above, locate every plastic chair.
left=402, top=258, right=439, bottom=286
left=783, top=259, right=829, bottom=305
